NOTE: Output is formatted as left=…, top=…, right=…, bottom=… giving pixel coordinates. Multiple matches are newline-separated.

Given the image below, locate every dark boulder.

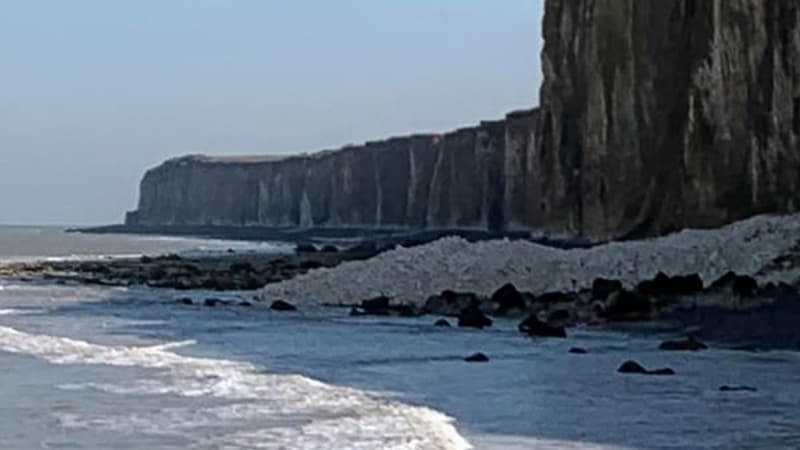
left=204, top=298, right=224, bottom=307
left=719, top=385, right=758, bottom=392
left=569, top=347, right=588, bottom=354
left=349, top=307, right=366, bottom=317
left=238, top=301, right=253, bottom=307
left=434, top=319, right=452, bottom=327
left=295, top=244, right=317, bottom=253
left=299, top=260, right=324, bottom=270
left=658, top=336, right=708, bottom=351
left=592, top=278, right=623, bottom=300
left=617, top=360, right=647, bottom=374
left=229, top=262, right=255, bottom=273
left=709, top=272, right=758, bottom=297
left=637, top=272, right=703, bottom=297
left=536, top=291, right=575, bottom=304
left=604, top=289, right=652, bottom=321
left=458, top=305, right=493, bottom=329
left=177, top=297, right=193, bottom=305
left=617, top=360, right=675, bottom=375
left=518, top=314, right=567, bottom=338
left=424, top=290, right=481, bottom=316
left=547, top=309, right=572, bottom=323
left=490, top=283, right=527, bottom=314
left=361, top=296, right=391, bottom=315
left=464, top=352, right=490, bottom=363
left=270, top=300, right=297, bottom=312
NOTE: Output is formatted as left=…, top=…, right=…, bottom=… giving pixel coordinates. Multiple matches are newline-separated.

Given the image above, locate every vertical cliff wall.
left=532, top=0, right=800, bottom=240
left=128, top=0, right=799, bottom=240
left=128, top=110, right=536, bottom=232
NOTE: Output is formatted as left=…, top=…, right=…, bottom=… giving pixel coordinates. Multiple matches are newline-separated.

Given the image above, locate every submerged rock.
left=464, top=352, right=490, bottom=363
left=203, top=298, right=223, bottom=307
left=518, top=314, right=567, bottom=338
left=659, top=337, right=708, bottom=351
left=295, top=244, right=317, bottom=253
left=568, top=347, right=588, bottom=354
left=177, top=297, right=193, bottom=305
left=270, top=300, right=297, bottom=312
left=433, top=319, right=452, bottom=327
left=458, top=305, right=493, bottom=329
left=617, top=360, right=675, bottom=376
left=719, top=385, right=758, bottom=392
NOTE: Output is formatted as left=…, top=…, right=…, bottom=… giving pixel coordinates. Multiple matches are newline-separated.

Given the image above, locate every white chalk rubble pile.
left=258, top=214, right=800, bottom=306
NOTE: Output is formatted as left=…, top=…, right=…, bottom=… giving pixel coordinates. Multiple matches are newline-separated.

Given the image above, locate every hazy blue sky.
left=0, top=1, right=543, bottom=225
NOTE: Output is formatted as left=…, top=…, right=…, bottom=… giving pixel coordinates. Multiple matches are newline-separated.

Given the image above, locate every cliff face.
left=533, top=0, right=800, bottom=239
left=129, top=0, right=799, bottom=240
left=128, top=110, right=536, bottom=231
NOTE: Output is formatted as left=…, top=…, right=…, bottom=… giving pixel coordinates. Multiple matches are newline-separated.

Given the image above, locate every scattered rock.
left=361, top=296, right=391, bottom=315
left=604, top=289, right=652, bottom=321
left=592, top=278, right=623, bottom=300
left=638, top=272, right=704, bottom=297
left=299, top=260, right=324, bottom=270
left=569, top=347, right=588, bottom=354
left=433, top=319, right=452, bottom=327
left=648, top=368, right=676, bottom=376
left=464, top=352, right=490, bottom=363
left=230, top=262, right=255, bottom=273
left=270, top=300, right=297, bottom=312
left=659, top=336, right=708, bottom=351
left=204, top=298, right=224, bottom=307
left=518, top=314, right=567, bottom=338
left=617, top=360, right=675, bottom=375
left=617, top=360, right=647, bottom=374
left=709, top=272, right=758, bottom=297
left=423, top=290, right=482, bottom=316
left=458, top=305, right=493, bottom=329
left=547, top=308, right=572, bottom=323
left=295, top=244, right=317, bottom=253
left=536, top=291, right=575, bottom=304
left=490, top=283, right=527, bottom=314
left=719, top=385, right=758, bottom=392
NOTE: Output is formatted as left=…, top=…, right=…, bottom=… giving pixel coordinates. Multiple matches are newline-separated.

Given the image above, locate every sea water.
left=0, top=228, right=798, bottom=449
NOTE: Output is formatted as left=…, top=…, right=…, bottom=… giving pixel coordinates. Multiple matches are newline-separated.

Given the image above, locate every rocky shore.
left=0, top=246, right=356, bottom=291
left=4, top=214, right=800, bottom=351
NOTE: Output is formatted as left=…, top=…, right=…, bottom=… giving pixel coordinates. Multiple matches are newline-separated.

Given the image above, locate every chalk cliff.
left=127, top=110, right=536, bottom=232
left=127, top=0, right=800, bottom=240
left=532, top=0, right=800, bottom=239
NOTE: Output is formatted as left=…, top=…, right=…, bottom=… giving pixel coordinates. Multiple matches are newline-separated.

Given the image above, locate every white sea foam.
left=0, top=325, right=471, bottom=450
left=259, top=214, right=800, bottom=305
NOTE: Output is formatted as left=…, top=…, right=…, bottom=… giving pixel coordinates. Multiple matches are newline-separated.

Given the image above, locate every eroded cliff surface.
left=129, top=0, right=799, bottom=239
left=533, top=0, right=800, bottom=239
left=128, top=110, right=536, bottom=231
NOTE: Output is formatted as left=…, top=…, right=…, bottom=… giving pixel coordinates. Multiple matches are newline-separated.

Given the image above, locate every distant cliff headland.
left=124, top=0, right=800, bottom=241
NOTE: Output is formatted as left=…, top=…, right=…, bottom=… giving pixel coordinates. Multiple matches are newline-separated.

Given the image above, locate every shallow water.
left=0, top=226, right=291, bottom=261
left=0, top=281, right=798, bottom=449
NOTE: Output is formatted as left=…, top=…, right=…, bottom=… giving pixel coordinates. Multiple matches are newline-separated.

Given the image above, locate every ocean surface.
left=0, top=228, right=799, bottom=449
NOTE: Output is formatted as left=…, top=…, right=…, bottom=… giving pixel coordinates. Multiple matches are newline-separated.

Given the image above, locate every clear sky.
left=0, top=1, right=544, bottom=225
